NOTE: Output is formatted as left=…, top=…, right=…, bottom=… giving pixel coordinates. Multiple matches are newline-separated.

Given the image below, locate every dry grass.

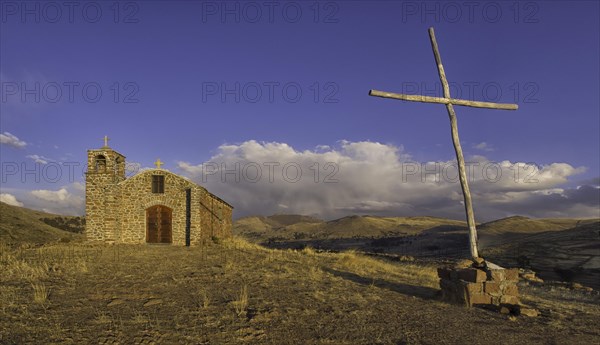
left=224, top=259, right=235, bottom=272
left=307, top=265, right=323, bottom=280
left=93, top=309, right=113, bottom=324
left=223, top=236, right=267, bottom=252
left=1, top=243, right=93, bottom=284
left=301, top=246, right=317, bottom=256
left=31, top=282, right=49, bottom=304
left=232, top=284, right=249, bottom=316
left=0, top=286, right=19, bottom=312
left=1, top=244, right=48, bottom=282
left=0, top=239, right=598, bottom=344
left=202, top=290, right=210, bottom=309
left=335, top=249, right=439, bottom=288
left=192, top=288, right=210, bottom=309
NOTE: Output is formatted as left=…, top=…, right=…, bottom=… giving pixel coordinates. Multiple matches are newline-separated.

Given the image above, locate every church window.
left=152, top=175, right=165, bottom=193
left=95, top=155, right=106, bottom=172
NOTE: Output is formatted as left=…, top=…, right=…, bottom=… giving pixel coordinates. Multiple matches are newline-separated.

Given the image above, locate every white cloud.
left=26, top=154, right=53, bottom=164
left=177, top=140, right=597, bottom=221
left=0, top=184, right=84, bottom=216
left=28, top=185, right=84, bottom=215
left=5, top=140, right=594, bottom=220
left=71, top=182, right=85, bottom=192
left=0, top=132, right=27, bottom=148
left=473, top=142, right=494, bottom=152
left=0, top=193, right=24, bottom=207
left=31, top=188, right=70, bottom=201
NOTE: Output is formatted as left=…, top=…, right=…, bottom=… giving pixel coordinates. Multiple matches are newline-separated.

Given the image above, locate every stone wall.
left=437, top=262, right=520, bottom=308
left=197, top=190, right=233, bottom=243
left=115, top=170, right=191, bottom=244
left=111, top=169, right=233, bottom=245
left=85, top=147, right=232, bottom=245
left=85, top=148, right=126, bottom=242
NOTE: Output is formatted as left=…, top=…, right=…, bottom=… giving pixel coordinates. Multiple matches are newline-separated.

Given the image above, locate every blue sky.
left=1, top=1, right=599, bottom=220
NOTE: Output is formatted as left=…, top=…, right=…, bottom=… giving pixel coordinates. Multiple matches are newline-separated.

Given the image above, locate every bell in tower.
left=86, top=135, right=126, bottom=180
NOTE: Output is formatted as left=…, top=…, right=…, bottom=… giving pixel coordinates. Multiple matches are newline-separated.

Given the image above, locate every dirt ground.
left=1, top=239, right=599, bottom=344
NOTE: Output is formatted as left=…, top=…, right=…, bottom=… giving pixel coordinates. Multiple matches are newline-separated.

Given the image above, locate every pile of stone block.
left=437, top=261, right=521, bottom=310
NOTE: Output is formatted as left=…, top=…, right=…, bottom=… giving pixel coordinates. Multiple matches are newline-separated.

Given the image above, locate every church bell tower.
left=85, top=136, right=126, bottom=241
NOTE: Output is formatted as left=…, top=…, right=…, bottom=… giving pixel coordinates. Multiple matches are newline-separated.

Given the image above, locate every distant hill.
left=234, top=214, right=321, bottom=234
left=234, top=214, right=323, bottom=241
left=317, top=215, right=466, bottom=238
left=482, top=220, right=600, bottom=289
left=479, top=215, right=595, bottom=234
left=234, top=214, right=467, bottom=242
left=477, top=215, right=598, bottom=247
left=267, top=214, right=323, bottom=226
left=234, top=214, right=599, bottom=243
left=0, top=201, right=84, bottom=246
left=234, top=213, right=600, bottom=288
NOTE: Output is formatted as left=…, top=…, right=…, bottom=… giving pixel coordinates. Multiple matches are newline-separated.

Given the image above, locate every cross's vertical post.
left=427, top=27, right=479, bottom=259
left=102, top=135, right=110, bottom=147
left=369, top=28, right=519, bottom=264
left=369, top=27, right=517, bottom=261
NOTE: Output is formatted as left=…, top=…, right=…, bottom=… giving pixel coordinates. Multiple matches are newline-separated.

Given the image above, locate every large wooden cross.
left=369, top=27, right=518, bottom=260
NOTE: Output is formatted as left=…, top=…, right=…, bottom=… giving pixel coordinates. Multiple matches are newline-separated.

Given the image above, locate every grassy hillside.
left=480, top=216, right=575, bottom=233
left=0, top=202, right=83, bottom=246
left=482, top=221, right=600, bottom=289
left=1, top=239, right=598, bottom=344
left=1, top=206, right=598, bottom=343
left=234, top=214, right=467, bottom=243
left=317, top=215, right=467, bottom=238
left=234, top=214, right=600, bottom=288
left=478, top=215, right=597, bottom=242
left=234, top=214, right=598, bottom=244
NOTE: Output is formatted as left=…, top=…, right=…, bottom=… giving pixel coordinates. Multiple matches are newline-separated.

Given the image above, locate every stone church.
left=85, top=138, right=233, bottom=245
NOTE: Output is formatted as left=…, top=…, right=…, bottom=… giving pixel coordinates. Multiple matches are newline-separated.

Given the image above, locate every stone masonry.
left=437, top=262, right=521, bottom=310
left=85, top=143, right=232, bottom=245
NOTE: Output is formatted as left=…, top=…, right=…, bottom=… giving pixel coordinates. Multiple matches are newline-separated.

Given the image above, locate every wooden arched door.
left=146, top=205, right=172, bottom=243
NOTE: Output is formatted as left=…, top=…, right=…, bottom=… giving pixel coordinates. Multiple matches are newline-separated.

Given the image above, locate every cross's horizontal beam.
left=369, top=89, right=518, bottom=110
